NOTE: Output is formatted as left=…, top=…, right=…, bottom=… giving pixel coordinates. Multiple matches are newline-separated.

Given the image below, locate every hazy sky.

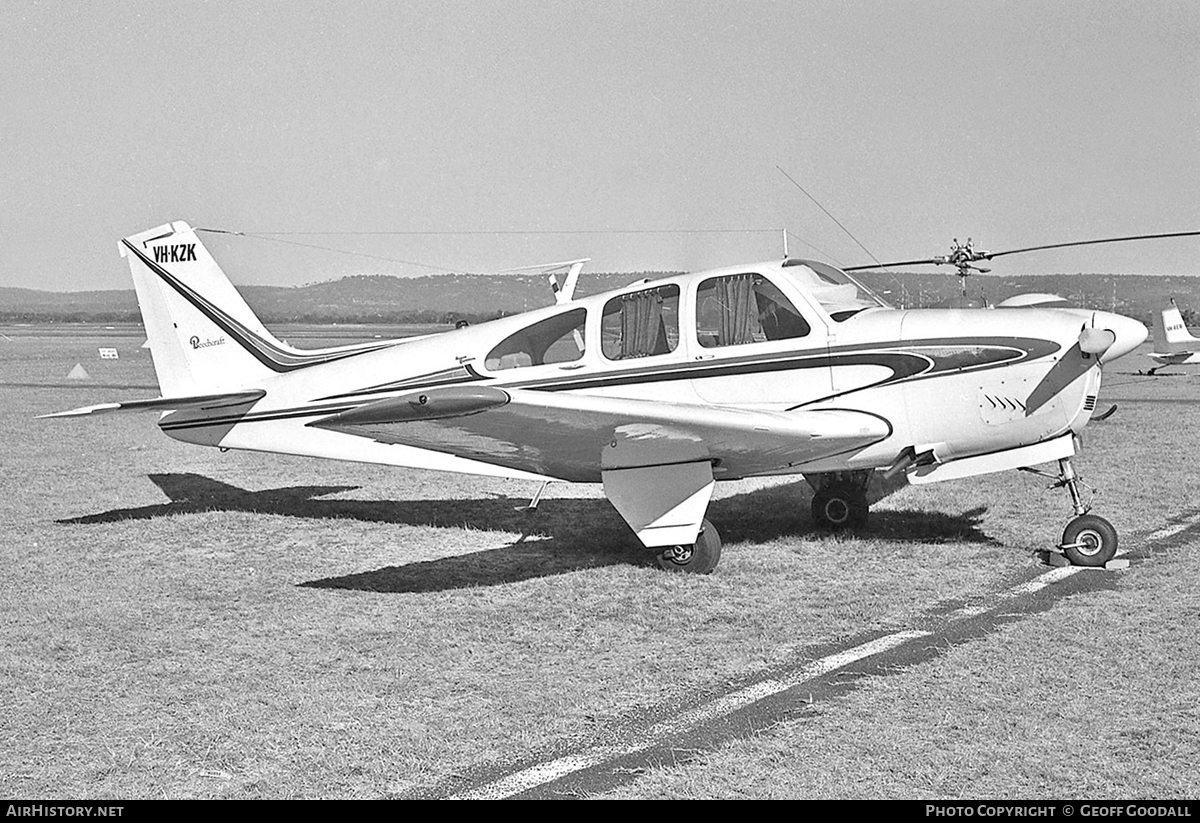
left=3, top=0, right=1198, bottom=291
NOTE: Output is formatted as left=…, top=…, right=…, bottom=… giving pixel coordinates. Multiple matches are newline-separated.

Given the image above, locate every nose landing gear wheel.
left=1060, top=514, right=1118, bottom=567
left=656, top=519, right=722, bottom=574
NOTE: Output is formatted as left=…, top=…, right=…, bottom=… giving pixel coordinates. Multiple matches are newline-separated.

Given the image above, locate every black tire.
left=811, top=484, right=869, bottom=530
left=1061, top=514, right=1118, bottom=567
left=656, top=519, right=722, bottom=574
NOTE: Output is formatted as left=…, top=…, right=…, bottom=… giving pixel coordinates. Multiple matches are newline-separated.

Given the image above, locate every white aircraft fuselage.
left=157, top=258, right=1142, bottom=483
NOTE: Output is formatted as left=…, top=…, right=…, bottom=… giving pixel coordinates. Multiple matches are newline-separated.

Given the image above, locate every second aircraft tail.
left=1151, top=299, right=1200, bottom=354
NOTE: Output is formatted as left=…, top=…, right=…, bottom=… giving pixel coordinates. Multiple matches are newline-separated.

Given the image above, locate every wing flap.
left=312, top=386, right=891, bottom=481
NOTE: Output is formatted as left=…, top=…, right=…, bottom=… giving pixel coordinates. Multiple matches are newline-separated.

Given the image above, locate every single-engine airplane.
left=46, top=222, right=1175, bottom=573
left=1146, top=298, right=1200, bottom=374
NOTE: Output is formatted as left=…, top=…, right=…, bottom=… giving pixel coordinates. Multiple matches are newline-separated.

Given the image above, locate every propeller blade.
left=1025, top=342, right=1091, bottom=415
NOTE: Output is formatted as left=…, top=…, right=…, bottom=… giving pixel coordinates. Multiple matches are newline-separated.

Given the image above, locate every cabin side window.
left=485, top=308, right=587, bottom=370
left=601, top=284, right=680, bottom=361
left=695, top=274, right=811, bottom=348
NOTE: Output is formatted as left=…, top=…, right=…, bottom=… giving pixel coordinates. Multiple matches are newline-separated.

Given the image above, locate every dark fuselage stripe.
left=157, top=338, right=1060, bottom=434
left=502, top=337, right=1056, bottom=393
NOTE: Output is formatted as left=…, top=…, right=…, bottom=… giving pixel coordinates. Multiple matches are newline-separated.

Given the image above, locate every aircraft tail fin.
left=121, top=222, right=391, bottom=396
left=1151, top=299, right=1200, bottom=354
left=121, top=222, right=289, bottom=396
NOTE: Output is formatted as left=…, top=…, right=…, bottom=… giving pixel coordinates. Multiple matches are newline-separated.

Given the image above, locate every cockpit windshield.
left=779, top=259, right=891, bottom=320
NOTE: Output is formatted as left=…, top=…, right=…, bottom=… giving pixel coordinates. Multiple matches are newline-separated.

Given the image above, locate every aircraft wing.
left=310, top=385, right=891, bottom=482
left=1149, top=351, right=1200, bottom=366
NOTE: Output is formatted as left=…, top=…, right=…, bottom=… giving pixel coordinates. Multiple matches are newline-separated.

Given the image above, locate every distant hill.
left=0, top=286, right=140, bottom=322
left=0, top=272, right=649, bottom=325
left=2, top=270, right=1199, bottom=326
left=234, top=272, right=651, bottom=323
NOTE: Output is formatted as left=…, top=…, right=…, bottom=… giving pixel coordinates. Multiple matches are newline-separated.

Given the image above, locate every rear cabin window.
left=695, top=274, right=810, bottom=348
left=485, top=308, right=587, bottom=370
left=601, top=284, right=680, bottom=361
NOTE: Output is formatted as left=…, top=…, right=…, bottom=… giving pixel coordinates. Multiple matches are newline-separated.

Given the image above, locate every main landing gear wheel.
left=656, top=519, right=722, bottom=574
left=811, top=483, right=869, bottom=530
left=1061, top=514, right=1118, bottom=567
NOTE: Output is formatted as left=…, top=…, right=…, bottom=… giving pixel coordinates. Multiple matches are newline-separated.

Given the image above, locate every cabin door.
left=687, top=271, right=831, bottom=407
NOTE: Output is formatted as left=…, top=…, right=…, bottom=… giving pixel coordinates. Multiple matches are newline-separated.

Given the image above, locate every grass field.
left=2, top=326, right=1198, bottom=799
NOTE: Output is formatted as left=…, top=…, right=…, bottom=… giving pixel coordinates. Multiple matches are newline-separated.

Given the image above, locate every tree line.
left=0, top=308, right=515, bottom=325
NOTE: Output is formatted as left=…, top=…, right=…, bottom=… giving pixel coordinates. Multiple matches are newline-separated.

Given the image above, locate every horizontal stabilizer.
left=39, top=389, right=265, bottom=419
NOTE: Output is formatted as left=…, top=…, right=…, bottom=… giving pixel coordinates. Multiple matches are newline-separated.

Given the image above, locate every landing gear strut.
left=807, top=471, right=871, bottom=530
left=1053, top=457, right=1118, bottom=567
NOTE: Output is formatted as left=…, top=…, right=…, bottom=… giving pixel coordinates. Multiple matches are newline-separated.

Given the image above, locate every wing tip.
left=37, top=403, right=122, bottom=419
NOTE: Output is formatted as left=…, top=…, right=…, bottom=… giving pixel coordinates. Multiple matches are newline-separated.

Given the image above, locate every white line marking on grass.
left=1009, top=565, right=1083, bottom=595
left=454, top=515, right=1200, bottom=799
left=950, top=565, right=1082, bottom=618
left=450, top=630, right=929, bottom=800
left=1146, top=514, right=1200, bottom=542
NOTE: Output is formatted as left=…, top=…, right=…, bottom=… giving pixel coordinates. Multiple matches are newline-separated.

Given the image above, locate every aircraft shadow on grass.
left=59, top=472, right=998, bottom=592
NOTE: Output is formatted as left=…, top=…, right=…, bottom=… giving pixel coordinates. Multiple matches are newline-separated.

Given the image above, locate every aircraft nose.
left=1091, top=311, right=1148, bottom=363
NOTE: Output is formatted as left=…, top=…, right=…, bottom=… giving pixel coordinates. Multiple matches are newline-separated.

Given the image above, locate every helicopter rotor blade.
left=844, top=230, right=1200, bottom=271
left=843, top=257, right=946, bottom=271
left=981, top=230, right=1200, bottom=261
